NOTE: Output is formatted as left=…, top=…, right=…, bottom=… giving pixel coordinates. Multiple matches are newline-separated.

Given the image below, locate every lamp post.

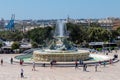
left=108, top=32, right=111, bottom=52
left=107, top=27, right=111, bottom=52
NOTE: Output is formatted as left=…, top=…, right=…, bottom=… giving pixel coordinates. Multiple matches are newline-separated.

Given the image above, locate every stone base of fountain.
left=33, top=49, right=89, bottom=62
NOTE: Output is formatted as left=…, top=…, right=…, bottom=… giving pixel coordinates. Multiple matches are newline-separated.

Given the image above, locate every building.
left=113, top=18, right=120, bottom=30
left=98, top=18, right=113, bottom=30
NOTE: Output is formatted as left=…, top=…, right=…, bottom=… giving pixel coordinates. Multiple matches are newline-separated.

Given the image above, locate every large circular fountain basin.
left=33, top=49, right=90, bottom=62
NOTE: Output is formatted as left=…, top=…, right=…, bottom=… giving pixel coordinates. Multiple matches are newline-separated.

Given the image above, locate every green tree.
left=31, top=42, right=38, bottom=48
left=0, top=31, right=24, bottom=41
left=90, top=23, right=101, bottom=27
left=11, top=42, right=20, bottom=50
left=27, top=27, right=53, bottom=45
left=66, top=23, right=88, bottom=44
left=87, top=27, right=112, bottom=42
left=116, top=27, right=120, bottom=34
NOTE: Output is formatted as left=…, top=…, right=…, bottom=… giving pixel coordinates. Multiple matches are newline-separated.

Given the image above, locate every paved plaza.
left=0, top=50, right=120, bottom=80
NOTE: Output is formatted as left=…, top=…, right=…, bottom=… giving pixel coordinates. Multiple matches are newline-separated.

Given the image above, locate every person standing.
left=21, top=68, right=24, bottom=78
left=83, top=64, right=85, bottom=71
left=103, top=61, right=106, bottom=67
left=98, top=61, right=101, bottom=67
left=79, top=60, right=83, bottom=66
left=42, top=63, right=46, bottom=67
left=95, top=63, right=98, bottom=72
left=1, top=59, right=3, bottom=65
left=20, top=59, right=22, bottom=65
left=10, top=58, right=13, bottom=64
left=85, top=64, right=87, bottom=71
left=22, top=59, right=24, bottom=65
left=115, top=49, right=117, bottom=53
left=20, top=59, right=24, bottom=65
left=106, top=52, right=108, bottom=55
left=109, top=59, right=113, bottom=65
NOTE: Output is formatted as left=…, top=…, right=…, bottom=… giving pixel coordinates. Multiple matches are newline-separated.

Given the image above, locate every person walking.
left=21, top=68, right=24, bottom=78
left=75, top=60, right=78, bottom=69
left=83, top=64, right=87, bottom=71
left=85, top=64, right=87, bottom=71
left=32, top=62, right=36, bottom=71
left=50, top=60, right=53, bottom=68
left=83, top=64, right=85, bottom=71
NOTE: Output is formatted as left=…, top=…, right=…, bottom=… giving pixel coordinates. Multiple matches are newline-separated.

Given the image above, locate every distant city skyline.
left=0, top=0, right=120, bottom=20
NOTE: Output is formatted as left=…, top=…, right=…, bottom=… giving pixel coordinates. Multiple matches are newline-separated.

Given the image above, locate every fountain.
left=33, top=20, right=90, bottom=62
left=14, top=20, right=114, bottom=65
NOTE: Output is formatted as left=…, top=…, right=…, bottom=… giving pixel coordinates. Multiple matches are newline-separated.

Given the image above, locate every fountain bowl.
left=33, top=49, right=90, bottom=62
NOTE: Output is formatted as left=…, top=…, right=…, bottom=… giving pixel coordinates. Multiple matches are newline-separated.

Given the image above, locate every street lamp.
left=108, top=33, right=111, bottom=52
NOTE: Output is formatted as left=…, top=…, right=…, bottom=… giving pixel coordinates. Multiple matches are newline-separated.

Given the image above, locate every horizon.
left=0, top=0, right=120, bottom=20
left=4, top=16, right=120, bottom=20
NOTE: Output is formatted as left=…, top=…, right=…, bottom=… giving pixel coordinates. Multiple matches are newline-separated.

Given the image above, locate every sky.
left=0, top=0, right=120, bottom=20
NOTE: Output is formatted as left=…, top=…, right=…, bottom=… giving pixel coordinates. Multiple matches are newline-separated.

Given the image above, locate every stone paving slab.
left=0, top=50, right=119, bottom=80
